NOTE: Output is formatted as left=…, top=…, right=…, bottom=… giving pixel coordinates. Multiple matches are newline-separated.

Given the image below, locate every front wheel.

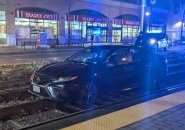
left=78, top=82, right=97, bottom=106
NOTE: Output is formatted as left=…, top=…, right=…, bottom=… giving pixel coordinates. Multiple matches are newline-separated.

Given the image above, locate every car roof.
left=144, top=33, right=167, bottom=37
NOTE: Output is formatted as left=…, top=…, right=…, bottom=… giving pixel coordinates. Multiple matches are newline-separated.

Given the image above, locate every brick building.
left=0, top=0, right=168, bottom=46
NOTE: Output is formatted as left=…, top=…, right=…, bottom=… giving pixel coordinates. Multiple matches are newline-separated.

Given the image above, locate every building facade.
left=0, top=0, right=168, bottom=46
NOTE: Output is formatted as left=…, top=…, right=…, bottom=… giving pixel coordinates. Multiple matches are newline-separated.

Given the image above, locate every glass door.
left=112, top=29, right=122, bottom=43
left=87, top=28, right=107, bottom=43
left=30, top=19, right=44, bottom=39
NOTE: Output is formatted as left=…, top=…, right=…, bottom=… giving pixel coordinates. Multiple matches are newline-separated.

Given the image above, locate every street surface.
left=0, top=45, right=184, bottom=65
left=0, top=52, right=77, bottom=65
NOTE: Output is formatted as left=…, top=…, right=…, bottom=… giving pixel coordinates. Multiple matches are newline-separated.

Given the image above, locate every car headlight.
left=30, top=70, right=36, bottom=81
left=53, top=76, right=78, bottom=83
left=150, top=39, right=156, bottom=45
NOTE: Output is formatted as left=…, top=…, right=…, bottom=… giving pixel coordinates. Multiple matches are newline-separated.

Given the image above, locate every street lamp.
left=145, top=11, right=151, bottom=16
left=141, top=0, right=156, bottom=33
left=141, top=0, right=146, bottom=33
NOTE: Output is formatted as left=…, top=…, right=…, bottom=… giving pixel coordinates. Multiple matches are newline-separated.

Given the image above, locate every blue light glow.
left=93, top=29, right=100, bottom=36
left=150, top=39, right=156, bottom=45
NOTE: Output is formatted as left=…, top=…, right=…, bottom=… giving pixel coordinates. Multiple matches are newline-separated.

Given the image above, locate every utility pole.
left=141, top=0, right=147, bottom=33
left=67, top=0, right=71, bottom=47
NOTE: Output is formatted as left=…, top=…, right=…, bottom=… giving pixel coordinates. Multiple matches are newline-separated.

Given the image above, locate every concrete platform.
left=61, top=90, right=185, bottom=130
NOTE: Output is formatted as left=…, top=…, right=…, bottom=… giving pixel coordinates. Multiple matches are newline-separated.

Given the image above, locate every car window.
left=131, top=49, right=146, bottom=62
left=67, top=48, right=110, bottom=63
left=107, top=49, right=132, bottom=65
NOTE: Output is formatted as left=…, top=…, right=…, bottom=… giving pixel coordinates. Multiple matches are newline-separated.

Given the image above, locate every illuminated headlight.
left=150, top=39, right=156, bottom=45
left=53, top=76, right=78, bottom=83
left=158, top=41, right=161, bottom=44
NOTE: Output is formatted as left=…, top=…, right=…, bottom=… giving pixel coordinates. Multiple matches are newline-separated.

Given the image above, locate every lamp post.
left=141, top=0, right=147, bottom=33
left=67, top=0, right=71, bottom=47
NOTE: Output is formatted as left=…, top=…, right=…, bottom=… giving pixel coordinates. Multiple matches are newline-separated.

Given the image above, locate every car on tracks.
left=29, top=45, right=167, bottom=105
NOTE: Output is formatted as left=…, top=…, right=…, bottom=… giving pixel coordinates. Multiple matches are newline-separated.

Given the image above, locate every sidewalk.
left=119, top=103, right=185, bottom=130
left=0, top=43, right=185, bottom=55
left=0, top=46, right=83, bottom=55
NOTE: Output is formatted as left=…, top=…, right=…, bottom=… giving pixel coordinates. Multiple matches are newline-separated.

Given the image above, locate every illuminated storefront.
left=146, top=12, right=166, bottom=33
left=112, top=14, right=140, bottom=43
left=0, top=11, right=6, bottom=45
left=147, top=23, right=165, bottom=33
left=65, top=10, right=108, bottom=43
left=15, top=8, right=58, bottom=45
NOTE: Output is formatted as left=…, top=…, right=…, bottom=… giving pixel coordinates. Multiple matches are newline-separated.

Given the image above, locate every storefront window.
left=112, top=30, right=121, bottom=43
left=0, top=11, right=6, bottom=44
left=15, top=11, right=58, bottom=40
left=147, top=26, right=163, bottom=33
left=65, top=15, right=108, bottom=43
left=122, top=25, right=139, bottom=43
left=15, top=18, right=58, bottom=39
left=112, top=19, right=140, bottom=43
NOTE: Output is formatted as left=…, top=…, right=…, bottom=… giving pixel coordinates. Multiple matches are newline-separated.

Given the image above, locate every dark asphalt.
left=0, top=51, right=77, bottom=65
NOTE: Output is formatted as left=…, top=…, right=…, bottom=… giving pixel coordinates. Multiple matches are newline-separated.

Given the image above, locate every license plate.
left=33, top=85, right=40, bottom=93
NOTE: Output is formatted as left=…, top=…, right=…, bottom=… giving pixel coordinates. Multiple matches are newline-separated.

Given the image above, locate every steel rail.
left=19, top=81, right=185, bottom=130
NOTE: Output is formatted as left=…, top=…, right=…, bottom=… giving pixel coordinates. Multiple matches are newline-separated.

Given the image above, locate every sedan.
left=29, top=45, right=167, bottom=105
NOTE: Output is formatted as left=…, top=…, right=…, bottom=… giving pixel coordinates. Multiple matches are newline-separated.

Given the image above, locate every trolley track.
left=0, top=79, right=30, bottom=88
left=1, top=51, right=185, bottom=129
left=5, top=79, right=185, bottom=130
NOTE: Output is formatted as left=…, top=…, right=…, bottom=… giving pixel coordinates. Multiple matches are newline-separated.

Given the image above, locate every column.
left=6, top=0, right=16, bottom=46
left=141, top=0, right=146, bottom=33
left=107, top=19, right=113, bottom=43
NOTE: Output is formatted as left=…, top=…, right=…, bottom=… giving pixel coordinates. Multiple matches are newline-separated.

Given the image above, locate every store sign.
left=114, top=19, right=122, bottom=25
left=123, top=20, right=140, bottom=26
left=69, top=15, right=108, bottom=23
left=15, top=10, right=58, bottom=20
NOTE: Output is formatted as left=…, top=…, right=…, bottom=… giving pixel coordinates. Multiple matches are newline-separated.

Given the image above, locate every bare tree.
left=175, top=0, right=185, bottom=41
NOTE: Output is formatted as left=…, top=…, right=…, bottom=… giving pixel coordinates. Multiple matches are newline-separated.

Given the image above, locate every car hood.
left=36, top=60, right=89, bottom=78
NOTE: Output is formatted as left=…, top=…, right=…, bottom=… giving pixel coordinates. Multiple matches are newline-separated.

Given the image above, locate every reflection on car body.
left=29, top=45, right=167, bottom=105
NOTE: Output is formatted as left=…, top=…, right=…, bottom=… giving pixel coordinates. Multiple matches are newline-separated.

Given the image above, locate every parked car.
left=135, top=33, right=169, bottom=51
left=29, top=45, right=167, bottom=105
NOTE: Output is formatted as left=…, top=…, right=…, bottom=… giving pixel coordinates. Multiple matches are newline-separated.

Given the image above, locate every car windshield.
left=67, top=48, right=110, bottom=63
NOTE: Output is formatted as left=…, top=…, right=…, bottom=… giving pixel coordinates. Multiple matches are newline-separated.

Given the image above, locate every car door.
left=100, top=48, right=134, bottom=92
left=131, top=48, right=147, bottom=85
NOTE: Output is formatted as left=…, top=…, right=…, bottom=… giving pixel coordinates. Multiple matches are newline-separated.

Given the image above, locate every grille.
left=33, top=73, right=53, bottom=85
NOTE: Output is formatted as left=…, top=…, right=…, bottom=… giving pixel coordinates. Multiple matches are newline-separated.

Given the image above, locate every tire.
left=78, top=82, right=97, bottom=106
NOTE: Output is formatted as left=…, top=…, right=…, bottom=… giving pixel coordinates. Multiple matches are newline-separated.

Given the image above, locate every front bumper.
left=30, top=82, right=70, bottom=100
